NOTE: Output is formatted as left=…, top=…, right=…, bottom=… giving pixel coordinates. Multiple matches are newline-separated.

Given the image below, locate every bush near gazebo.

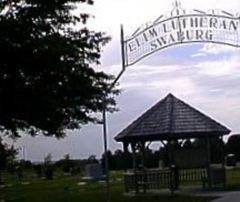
left=226, top=134, right=240, bottom=161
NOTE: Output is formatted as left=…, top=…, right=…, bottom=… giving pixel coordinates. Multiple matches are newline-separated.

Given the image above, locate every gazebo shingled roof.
left=115, top=93, right=231, bottom=142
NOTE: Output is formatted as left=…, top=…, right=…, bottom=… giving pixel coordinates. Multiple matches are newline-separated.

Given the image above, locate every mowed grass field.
left=0, top=168, right=240, bottom=202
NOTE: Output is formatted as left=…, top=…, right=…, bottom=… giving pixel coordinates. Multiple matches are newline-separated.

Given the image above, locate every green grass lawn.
left=226, top=167, right=240, bottom=190
left=1, top=168, right=240, bottom=202
left=0, top=178, right=213, bottom=202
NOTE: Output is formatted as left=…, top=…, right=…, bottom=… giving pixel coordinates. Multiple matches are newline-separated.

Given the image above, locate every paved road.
left=211, top=192, right=240, bottom=202
left=131, top=186, right=240, bottom=202
left=173, top=186, right=240, bottom=202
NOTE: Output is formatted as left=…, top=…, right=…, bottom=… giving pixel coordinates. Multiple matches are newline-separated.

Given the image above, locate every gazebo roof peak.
left=115, top=93, right=231, bottom=142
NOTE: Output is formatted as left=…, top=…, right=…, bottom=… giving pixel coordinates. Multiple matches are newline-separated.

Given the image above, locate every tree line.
left=1, top=135, right=240, bottom=184
left=102, top=135, right=240, bottom=171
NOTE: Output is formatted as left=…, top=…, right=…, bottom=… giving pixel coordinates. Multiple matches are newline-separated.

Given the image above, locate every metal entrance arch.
left=121, top=1, right=240, bottom=67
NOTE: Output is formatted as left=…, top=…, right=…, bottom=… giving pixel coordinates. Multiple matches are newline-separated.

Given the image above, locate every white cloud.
left=127, top=64, right=186, bottom=75
left=149, top=78, right=196, bottom=95
left=191, top=52, right=207, bottom=58
left=192, top=44, right=238, bottom=57
left=196, top=55, right=240, bottom=76
left=90, top=0, right=240, bottom=34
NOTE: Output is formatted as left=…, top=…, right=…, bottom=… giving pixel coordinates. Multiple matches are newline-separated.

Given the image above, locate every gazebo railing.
left=124, top=167, right=210, bottom=193
left=124, top=169, right=173, bottom=193
left=179, top=168, right=207, bottom=184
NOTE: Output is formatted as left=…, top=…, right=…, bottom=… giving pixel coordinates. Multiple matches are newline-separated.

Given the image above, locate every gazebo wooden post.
left=166, top=140, right=171, bottom=167
left=167, top=138, right=176, bottom=192
left=131, top=142, right=138, bottom=193
left=206, top=137, right=212, bottom=188
left=131, top=142, right=137, bottom=171
left=140, top=141, right=147, bottom=194
left=123, top=142, right=129, bottom=172
left=160, top=140, right=166, bottom=168
left=123, top=142, right=128, bottom=193
left=171, top=139, right=179, bottom=191
left=168, top=139, right=175, bottom=167
left=220, top=136, right=226, bottom=188
left=140, top=141, right=146, bottom=168
left=220, top=136, right=225, bottom=169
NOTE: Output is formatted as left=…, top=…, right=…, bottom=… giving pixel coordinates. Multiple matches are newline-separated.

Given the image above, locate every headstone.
left=84, top=163, right=104, bottom=180
left=158, top=160, right=163, bottom=169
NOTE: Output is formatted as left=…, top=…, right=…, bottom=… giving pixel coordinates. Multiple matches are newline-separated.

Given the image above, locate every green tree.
left=44, top=153, right=54, bottom=180
left=62, top=154, right=72, bottom=173
left=0, top=0, right=117, bottom=138
left=0, top=138, right=15, bottom=184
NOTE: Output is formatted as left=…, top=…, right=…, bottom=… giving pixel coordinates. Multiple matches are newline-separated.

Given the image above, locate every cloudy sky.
left=12, top=0, right=240, bottom=161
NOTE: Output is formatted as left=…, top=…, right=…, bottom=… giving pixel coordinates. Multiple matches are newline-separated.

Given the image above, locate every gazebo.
left=115, top=93, right=231, bottom=193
